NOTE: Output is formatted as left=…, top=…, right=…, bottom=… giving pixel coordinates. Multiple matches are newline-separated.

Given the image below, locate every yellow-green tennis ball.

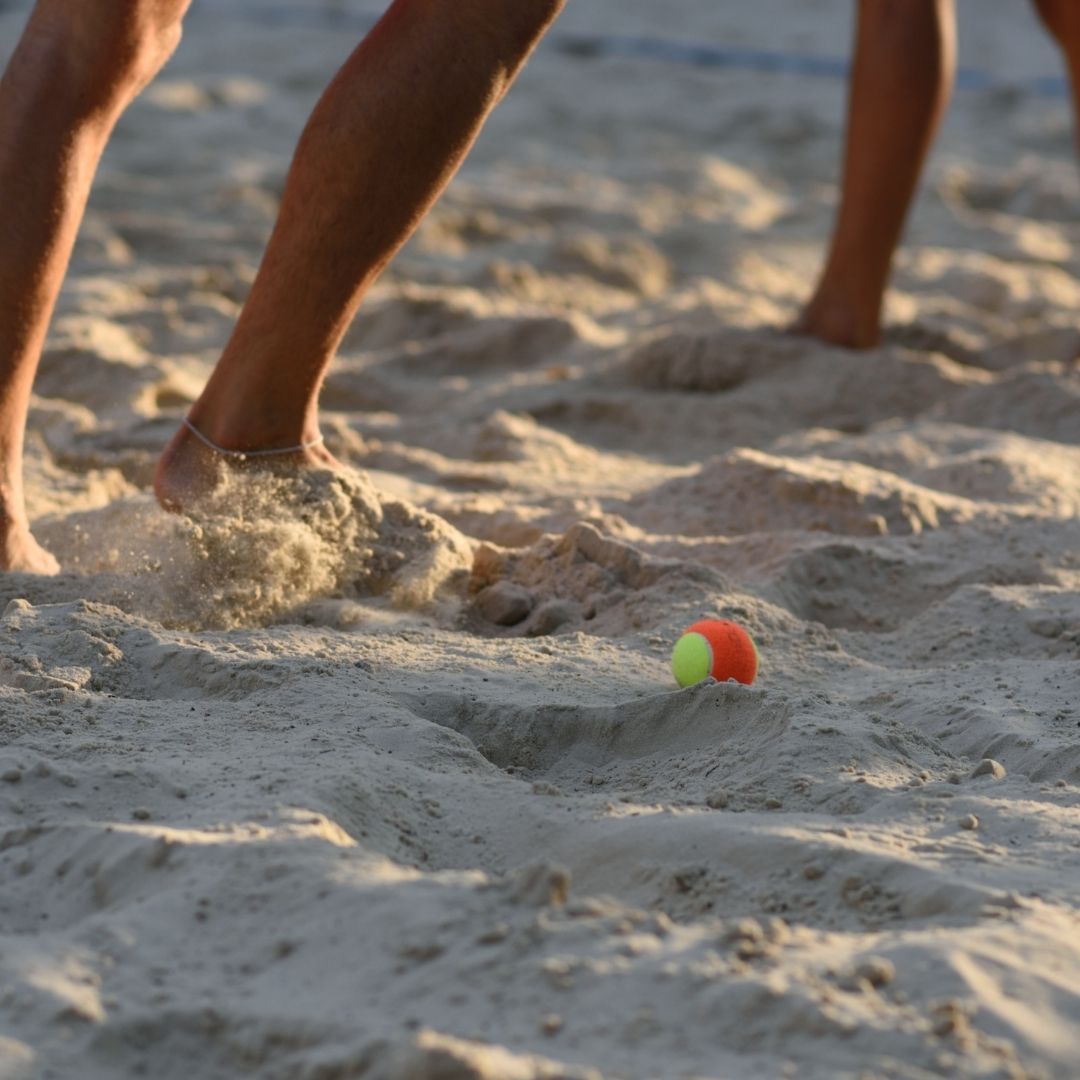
left=671, top=631, right=713, bottom=687
left=672, top=619, right=759, bottom=688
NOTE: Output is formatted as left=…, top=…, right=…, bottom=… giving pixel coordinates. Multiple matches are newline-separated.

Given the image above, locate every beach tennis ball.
left=672, top=619, right=758, bottom=688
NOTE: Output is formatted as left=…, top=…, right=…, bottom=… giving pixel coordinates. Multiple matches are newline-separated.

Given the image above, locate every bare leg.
left=1031, top=0, right=1080, bottom=146
left=0, top=0, right=190, bottom=571
left=155, top=0, right=564, bottom=510
left=793, top=0, right=956, bottom=349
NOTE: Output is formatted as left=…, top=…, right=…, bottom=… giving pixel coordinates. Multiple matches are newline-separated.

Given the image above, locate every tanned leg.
left=793, top=0, right=956, bottom=349
left=1031, top=0, right=1080, bottom=149
left=0, top=0, right=191, bottom=572
left=155, top=0, right=564, bottom=510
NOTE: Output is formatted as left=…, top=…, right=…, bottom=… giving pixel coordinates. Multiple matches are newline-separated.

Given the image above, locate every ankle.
left=184, top=401, right=322, bottom=455
left=0, top=482, right=29, bottom=530
left=182, top=416, right=324, bottom=459
left=797, top=283, right=884, bottom=350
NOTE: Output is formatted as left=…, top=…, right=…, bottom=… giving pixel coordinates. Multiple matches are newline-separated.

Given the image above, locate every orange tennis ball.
left=671, top=619, right=759, bottom=687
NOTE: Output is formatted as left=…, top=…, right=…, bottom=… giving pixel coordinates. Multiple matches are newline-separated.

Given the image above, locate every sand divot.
left=406, top=679, right=789, bottom=805
left=775, top=541, right=941, bottom=632
left=935, top=366, right=1080, bottom=444
left=942, top=160, right=1080, bottom=224
left=622, top=328, right=804, bottom=393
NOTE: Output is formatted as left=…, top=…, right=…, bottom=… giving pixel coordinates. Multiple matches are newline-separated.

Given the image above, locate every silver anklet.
left=182, top=416, right=325, bottom=458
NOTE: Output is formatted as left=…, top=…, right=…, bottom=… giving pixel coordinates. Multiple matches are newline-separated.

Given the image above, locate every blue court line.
left=557, top=33, right=1069, bottom=100
left=194, top=3, right=1069, bottom=102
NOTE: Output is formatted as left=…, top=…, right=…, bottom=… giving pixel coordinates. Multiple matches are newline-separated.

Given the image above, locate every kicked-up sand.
left=0, top=1, right=1078, bottom=1077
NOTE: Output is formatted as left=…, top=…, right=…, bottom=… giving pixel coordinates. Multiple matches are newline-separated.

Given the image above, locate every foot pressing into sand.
left=790, top=284, right=883, bottom=350
left=154, top=410, right=345, bottom=514
left=0, top=499, right=60, bottom=575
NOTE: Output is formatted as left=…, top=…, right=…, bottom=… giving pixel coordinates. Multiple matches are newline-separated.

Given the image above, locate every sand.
left=1, top=0, right=1078, bottom=1077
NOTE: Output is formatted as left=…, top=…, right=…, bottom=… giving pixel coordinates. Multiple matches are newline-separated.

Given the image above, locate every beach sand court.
left=0, top=1, right=1077, bottom=1077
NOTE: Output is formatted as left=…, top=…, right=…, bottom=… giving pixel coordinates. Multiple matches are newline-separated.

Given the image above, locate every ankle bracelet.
left=182, top=416, right=325, bottom=459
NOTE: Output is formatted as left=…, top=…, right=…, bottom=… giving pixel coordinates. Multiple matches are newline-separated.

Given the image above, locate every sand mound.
left=628, top=447, right=982, bottom=538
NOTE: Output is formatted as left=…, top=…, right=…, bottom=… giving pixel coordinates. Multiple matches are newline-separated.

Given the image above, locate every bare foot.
left=0, top=514, right=60, bottom=575
left=154, top=422, right=346, bottom=515
left=790, top=291, right=882, bottom=351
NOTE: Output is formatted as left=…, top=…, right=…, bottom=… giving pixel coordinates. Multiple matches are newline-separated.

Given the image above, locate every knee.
left=31, top=0, right=191, bottom=92
left=91, top=0, right=192, bottom=78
